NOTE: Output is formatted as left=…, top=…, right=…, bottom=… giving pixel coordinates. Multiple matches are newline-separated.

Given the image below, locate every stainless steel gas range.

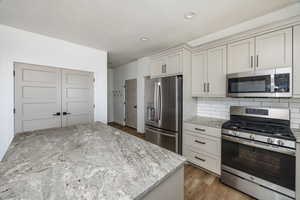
left=221, top=106, right=296, bottom=200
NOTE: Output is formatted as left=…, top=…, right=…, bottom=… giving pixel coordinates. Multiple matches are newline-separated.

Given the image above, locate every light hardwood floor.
left=108, top=123, right=254, bottom=200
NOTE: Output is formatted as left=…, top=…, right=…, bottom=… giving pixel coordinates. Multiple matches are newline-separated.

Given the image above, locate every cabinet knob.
left=195, top=128, right=205, bottom=132
left=194, top=156, right=206, bottom=162
left=162, top=64, right=167, bottom=73
left=207, top=83, right=210, bottom=93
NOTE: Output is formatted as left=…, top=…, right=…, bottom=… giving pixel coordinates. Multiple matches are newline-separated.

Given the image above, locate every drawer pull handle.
left=195, top=128, right=205, bottom=132
left=195, top=156, right=206, bottom=162
left=194, top=140, right=206, bottom=145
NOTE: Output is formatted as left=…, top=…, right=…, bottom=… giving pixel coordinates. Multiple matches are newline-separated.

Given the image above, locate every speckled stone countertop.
left=292, top=129, right=300, bottom=143
left=184, top=116, right=228, bottom=129
left=0, top=122, right=186, bottom=200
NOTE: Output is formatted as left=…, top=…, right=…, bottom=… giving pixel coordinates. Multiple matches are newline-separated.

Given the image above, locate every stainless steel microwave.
left=227, top=67, right=292, bottom=98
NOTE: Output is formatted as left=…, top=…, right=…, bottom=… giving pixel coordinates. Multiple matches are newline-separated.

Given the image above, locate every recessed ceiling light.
left=140, top=37, right=149, bottom=41
left=184, top=12, right=197, bottom=20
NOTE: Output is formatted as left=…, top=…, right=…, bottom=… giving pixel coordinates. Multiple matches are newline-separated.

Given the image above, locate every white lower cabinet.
left=183, top=148, right=220, bottom=175
left=183, top=123, right=221, bottom=175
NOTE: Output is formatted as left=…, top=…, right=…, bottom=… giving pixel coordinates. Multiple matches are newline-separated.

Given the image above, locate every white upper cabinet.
left=150, top=57, right=167, bottom=77
left=167, top=53, right=182, bottom=75
left=192, top=51, right=207, bottom=96
left=191, top=46, right=227, bottom=97
left=207, top=46, right=227, bottom=97
left=255, top=28, right=292, bottom=70
left=150, top=51, right=183, bottom=78
left=228, top=38, right=255, bottom=74
left=294, top=25, right=300, bottom=98
left=227, top=28, right=292, bottom=74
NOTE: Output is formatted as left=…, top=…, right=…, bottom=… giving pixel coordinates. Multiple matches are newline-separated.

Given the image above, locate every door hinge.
left=13, top=108, right=16, bottom=114
left=13, top=70, right=15, bottom=77
left=124, top=102, right=126, bottom=105
left=93, top=78, right=95, bottom=82
left=93, top=104, right=95, bottom=108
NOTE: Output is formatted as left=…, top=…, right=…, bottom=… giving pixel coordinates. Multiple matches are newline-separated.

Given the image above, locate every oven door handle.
left=222, top=135, right=295, bottom=156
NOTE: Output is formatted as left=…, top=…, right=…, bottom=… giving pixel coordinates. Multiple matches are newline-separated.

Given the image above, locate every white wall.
left=137, top=57, right=150, bottom=133
left=112, top=57, right=150, bottom=133
left=108, top=68, right=114, bottom=122
left=0, top=25, right=107, bottom=160
left=113, top=60, right=138, bottom=125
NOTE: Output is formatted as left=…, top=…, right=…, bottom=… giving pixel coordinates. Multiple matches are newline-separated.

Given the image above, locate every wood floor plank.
left=109, top=123, right=255, bottom=200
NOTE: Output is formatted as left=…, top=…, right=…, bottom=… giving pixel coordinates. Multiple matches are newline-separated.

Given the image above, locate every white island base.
left=143, top=167, right=184, bottom=200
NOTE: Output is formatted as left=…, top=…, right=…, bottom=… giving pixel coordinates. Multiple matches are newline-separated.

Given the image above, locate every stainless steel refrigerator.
left=145, top=75, right=182, bottom=154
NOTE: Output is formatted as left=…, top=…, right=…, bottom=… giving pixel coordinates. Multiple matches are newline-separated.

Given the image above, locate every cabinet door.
left=167, top=53, right=182, bottom=75
left=150, top=57, right=167, bottom=77
left=255, top=28, right=292, bottom=70
left=227, top=38, right=255, bottom=74
left=207, top=46, right=227, bottom=97
left=191, top=51, right=207, bottom=97
left=294, top=25, right=300, bottom=98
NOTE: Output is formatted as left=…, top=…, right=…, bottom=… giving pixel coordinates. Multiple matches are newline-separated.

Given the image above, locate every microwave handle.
left=270, top=74, right=275, bottom=92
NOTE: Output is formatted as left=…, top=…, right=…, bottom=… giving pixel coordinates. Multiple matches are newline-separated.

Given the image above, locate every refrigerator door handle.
left=158, top=82, right=162, bottom=124
left=154, top=82, right=158, bottom=122
left=145, top=127, right=176, bottom=138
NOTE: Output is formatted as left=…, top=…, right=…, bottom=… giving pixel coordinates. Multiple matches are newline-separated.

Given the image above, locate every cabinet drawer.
left=183, top=132, right=220, bottom=156
left=183, top=147, right=221, bottom=175
left=183, top=123, right=221, bottom=138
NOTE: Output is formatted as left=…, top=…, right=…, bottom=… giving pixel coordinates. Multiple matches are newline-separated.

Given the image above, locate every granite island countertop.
left=0, top=122, right=186, bottom=200
left=184, top=116, right=228, bottom=129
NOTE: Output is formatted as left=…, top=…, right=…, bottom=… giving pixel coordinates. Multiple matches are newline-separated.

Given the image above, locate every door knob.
left=63, top=112, right=71, bottom=115
left=52, top=112, right=61, bottom=116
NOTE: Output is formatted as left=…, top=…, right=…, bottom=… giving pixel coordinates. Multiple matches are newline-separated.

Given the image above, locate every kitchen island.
left=0, top=122, right=186, bottom=200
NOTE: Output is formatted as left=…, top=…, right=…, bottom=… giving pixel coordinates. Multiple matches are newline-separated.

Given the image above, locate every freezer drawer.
left=145, top=126, right=177, bottom=153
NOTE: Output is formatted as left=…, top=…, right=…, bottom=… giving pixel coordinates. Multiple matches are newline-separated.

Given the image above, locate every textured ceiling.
left=0, top=0, right=297, bottom=67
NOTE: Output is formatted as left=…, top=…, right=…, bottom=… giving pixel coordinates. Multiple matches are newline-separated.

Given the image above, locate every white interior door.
left=125, top=79, right=137, bottom=129
left=14, top=63, right=62, bottom=133
left=61, top=69, right=94, bottom=127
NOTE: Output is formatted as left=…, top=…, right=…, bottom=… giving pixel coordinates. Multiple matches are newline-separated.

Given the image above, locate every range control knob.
left=277, top=140, right=284, bottom=146
left=249, top=135, right=255, bottom=140
left=267, top=138, right=273, bottom=144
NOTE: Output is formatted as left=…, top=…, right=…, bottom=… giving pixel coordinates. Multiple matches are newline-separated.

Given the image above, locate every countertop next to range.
left=292, top=128, right=300, bottom=143
left=185, top=116, right=300, bottom=144
left=0, top=122, right=186, bottom=200
left=184, top=116, right=227, bottom=129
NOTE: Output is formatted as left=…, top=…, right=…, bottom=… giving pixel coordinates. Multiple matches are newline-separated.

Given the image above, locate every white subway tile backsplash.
left=261, top=102, right=289, bottom=108
left=291, top=108, right=300, bottom=113
left=292, top=113, right=300, bottom=119
left=239, top=101, right=261, bottom=107
left=197, top=98, right=300, bottom=128
left=292, top=124, right=300, bottom=129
